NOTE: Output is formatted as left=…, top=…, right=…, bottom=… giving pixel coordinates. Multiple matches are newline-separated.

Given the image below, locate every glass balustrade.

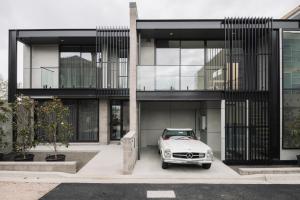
left=20, top=65, right=128, bottom=89
left=137, top=65, right=224, bottom=91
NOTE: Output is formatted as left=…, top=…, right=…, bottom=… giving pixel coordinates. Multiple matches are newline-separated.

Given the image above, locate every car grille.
left=172, top=152, right=205, bottom=159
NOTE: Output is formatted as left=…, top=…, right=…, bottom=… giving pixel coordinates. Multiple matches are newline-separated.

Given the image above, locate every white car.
left=158, top=128, right=213, bottom=169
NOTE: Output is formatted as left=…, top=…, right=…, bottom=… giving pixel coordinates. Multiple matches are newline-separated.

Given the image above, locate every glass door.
left=111, top=102, right=122, bottom=140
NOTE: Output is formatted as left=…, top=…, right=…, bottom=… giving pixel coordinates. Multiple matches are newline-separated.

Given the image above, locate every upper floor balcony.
left=137, top=40, right=225, bottom=91
left=16, top=28, right=129, bottom=90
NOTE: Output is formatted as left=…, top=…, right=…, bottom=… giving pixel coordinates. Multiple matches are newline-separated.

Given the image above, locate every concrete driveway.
left=133, top=147, right=239, bottom=179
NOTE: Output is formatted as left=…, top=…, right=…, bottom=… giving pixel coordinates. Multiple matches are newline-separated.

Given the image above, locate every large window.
left=138, top=40, right=224, bottom=91
left=283, top=31, right=300, bottom=149
left=60, top=46, right=96, bottom=88
left=36, top=99, right=99, bottom=142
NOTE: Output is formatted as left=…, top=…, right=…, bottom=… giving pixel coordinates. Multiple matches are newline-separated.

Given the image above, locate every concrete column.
left=221, top=100, right=225, bottom=161
left=129, top=2, right=138, bottom=133
left=99, top=100, right=110, bottom=145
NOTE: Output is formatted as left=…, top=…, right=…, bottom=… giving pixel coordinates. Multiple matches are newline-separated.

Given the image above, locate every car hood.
left=163, top=138, right=211, bottom=153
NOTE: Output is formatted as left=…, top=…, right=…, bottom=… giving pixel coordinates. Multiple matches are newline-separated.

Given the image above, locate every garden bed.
left=0, top=151, right=98, bottom=173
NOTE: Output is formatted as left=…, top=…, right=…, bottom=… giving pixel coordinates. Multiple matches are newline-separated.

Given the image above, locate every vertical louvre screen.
left=224, top=18, right=272, bottom=163
left=96, top=27, right=129, bottom=89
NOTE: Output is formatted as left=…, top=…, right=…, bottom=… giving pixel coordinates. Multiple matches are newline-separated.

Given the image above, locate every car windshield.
left=162, top=129, right=196, bottom=140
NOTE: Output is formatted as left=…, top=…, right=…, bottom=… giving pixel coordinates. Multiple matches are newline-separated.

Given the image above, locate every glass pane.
left=63, top=100, right=78, bottom=142
left=41, top=67, right=58, bottom=88
left=283, top=90, right=300, bottom=148
left=137, top=65, right=155, bottom=90
left=60, top=51, right=81, bottom=88
left=283, top=31, right=300, bottom=89
left=111, top=104, right=121, bottom=140
left=156, top=66, right=179, bottom=90
left=156, top=40, right=180, bottom=65
left=181, top=76, right=204, bottom=90
left=81, top=52, right=96, bottom=88
left=181, top=66, right=204, bottom=76
left=181, top=41, right=204, bottom=65
left=78, top=100, right=98, bottom=141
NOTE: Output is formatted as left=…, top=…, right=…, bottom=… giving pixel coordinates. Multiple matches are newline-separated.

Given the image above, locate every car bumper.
left=163, top=157, right=213, bottom=165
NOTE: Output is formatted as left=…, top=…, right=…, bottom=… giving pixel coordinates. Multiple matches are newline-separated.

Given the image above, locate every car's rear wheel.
left=162, top=161, right=169, bottom=169
left=202, top=163, right=211, bottom=169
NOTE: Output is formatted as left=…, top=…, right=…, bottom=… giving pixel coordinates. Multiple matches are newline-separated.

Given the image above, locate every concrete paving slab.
left=132, top=147, right=239, bottom=178
left=77, top=144, right=123, bottom=176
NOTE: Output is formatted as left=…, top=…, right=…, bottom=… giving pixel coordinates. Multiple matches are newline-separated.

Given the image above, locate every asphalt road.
left=40, top=183, right=300, bottom=200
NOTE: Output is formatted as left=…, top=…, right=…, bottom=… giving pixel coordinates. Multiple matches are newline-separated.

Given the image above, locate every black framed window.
left=283, top=31, right=300, bottom=149
left=35, top=99, right=99, bottom=142
left=60, top=46, right=96, bottom=88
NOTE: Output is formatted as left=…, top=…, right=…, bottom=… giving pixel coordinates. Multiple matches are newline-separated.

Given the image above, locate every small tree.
left=12, top=96, right=37, bottom=159
left=0, top=99, right=9, bottom=153
left=36, top=98, right=73, bottom=159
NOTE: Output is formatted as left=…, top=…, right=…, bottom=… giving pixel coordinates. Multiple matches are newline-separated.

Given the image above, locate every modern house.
left=7, top=3, right=300, bottom=171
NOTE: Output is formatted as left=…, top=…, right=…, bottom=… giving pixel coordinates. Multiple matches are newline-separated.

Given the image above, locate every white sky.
left=0, top=0, right=299, bottom=80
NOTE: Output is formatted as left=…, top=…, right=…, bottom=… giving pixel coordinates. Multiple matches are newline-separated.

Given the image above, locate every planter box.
left=0, top=161, right=77, bottom=173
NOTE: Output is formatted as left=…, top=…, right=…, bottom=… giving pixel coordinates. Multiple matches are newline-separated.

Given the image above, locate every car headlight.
left=207, top=149, right=213, bottom=160
left=164, top=149, right=172, bottom=158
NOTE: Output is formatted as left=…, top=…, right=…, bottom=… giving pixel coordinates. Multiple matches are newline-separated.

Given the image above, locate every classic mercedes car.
left=158, top=128, right=213, bottom=169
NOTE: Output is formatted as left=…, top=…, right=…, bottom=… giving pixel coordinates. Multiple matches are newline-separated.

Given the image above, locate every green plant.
left=36, top=98, right=73, bottom=159
left=12, top=96, right=37, bottom=158
left=287, top=109, right=300, bottom=148
left=0, top=99, right=9, bottom=152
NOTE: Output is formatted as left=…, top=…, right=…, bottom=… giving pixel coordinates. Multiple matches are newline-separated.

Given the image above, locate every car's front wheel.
left=202, top=163, right=211, bottom=169
left=162, top=161, right=169, bottom=169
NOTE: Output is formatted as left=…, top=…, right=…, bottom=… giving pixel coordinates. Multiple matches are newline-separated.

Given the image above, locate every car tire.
left=202, top=163, right=211, bottom=169
left=162, top=161, right=169, bottom=169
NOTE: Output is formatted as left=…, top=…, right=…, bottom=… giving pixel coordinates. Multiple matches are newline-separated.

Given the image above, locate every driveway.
left=132, top=147, right=239, bottom=178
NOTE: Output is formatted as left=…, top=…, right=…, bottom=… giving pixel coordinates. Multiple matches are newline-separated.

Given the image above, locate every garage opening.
left=139, top=101, right=221, bottom=158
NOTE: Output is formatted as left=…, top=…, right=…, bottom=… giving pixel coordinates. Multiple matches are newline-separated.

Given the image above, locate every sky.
left=0, top=0, right=299, bottom=80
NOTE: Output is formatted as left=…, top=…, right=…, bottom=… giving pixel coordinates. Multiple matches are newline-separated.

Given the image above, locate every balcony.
left=137, top=65, right=225, bottom=91
left=21, top=65, right=128, bottom=89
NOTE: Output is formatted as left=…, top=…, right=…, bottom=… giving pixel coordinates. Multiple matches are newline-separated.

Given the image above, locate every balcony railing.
left=137, top=65, right=225, bottom=91
left=21, top=65, right=128, bottom=89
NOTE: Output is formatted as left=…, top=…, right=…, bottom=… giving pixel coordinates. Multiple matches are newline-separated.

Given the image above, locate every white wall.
left=23, top=44, right=31, bottom=88
left=140, top=39, right=155, bottom=65
left=24, top=45, right=59, bottom=88
left=206, top=101, right=221, bottom=154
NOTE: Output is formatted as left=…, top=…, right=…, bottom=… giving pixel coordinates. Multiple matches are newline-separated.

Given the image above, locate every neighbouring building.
left=7, top=3, right=300, bottom=171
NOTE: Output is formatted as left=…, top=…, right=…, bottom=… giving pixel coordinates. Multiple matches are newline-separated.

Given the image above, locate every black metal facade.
left=224, top=18, right=276, bottom=163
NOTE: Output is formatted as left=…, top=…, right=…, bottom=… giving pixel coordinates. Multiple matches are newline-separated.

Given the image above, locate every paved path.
left=40, top=183, right=300, bottom=200
left=77, top=144, right=123, bottom=176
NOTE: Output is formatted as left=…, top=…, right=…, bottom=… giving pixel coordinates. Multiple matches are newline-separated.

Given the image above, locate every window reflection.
left=181, top=41, right=204, bottom=65
left=283, top=31, right=300, bottom=149
left=137, top=40, right=225, bottom=91
left=156, top=40, right=180, bottom=65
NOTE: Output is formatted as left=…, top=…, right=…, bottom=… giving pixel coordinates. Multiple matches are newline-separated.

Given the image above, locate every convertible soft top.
left=165, top=128, right=193, bottom=131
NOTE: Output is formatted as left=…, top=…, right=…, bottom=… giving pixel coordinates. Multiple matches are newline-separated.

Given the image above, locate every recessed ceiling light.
left=169, top=32, right=174, bottom=36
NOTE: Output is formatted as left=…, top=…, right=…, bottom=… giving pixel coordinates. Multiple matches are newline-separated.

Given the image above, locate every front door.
left=111, top=102, right=122, bottom=140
